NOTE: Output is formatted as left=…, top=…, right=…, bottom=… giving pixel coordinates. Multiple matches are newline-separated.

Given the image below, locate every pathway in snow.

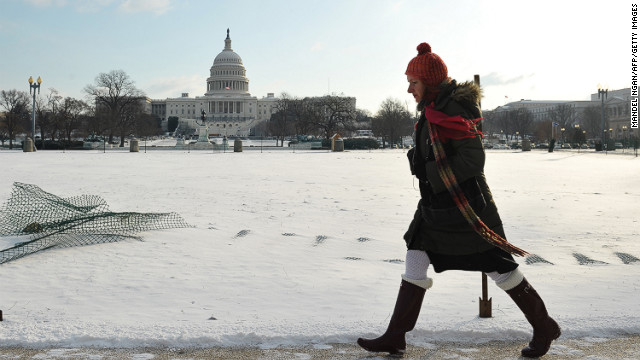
left=1, top=335, right=639, bottom=359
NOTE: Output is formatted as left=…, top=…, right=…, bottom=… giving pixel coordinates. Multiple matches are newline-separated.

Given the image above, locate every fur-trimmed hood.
left=448, top=80, right=482, bottom=105
left=417, top=80, right=483, bottom=112
left=428, top=80, right=483, bottom=118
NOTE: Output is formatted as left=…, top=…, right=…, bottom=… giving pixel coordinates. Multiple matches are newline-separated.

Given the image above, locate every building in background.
left=151, top=29, right=278, bottom=137
left=589, top=88, right=632, bottom=141
left=487, top=88, right=633, bottom=143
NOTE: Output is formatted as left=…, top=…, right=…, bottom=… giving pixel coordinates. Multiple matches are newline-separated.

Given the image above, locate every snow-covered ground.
left=0, top=148, right=638, bottom=349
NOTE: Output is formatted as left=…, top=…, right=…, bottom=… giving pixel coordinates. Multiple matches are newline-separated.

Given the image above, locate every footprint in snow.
left=573, top=253, right=608, bottom=265
left=314, top=235, right=327, bottom=246
left=384, top=259, right=404, bottom=264
left=525, top=254, right=554, bottom=265
left=234, top=230, right=250, bottom=238
left=615, top=252, right=640, bottom=264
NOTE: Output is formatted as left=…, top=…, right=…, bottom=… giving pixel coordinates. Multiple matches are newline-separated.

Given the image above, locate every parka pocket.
left=420, top=177, right=487, bottom=226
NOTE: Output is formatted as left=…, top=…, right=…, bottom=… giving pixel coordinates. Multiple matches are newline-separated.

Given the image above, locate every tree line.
left=482, top=104, right=611, bottom=145
left=2, top=68, right=631, bottom=151
left=3, top=68, right=477, bottom=150
left=261, top=93, right=415, bottom=147
left=1, top=69, right=415, bottom=150
left=2, top=68, right=618, bottom=152
left=0, top=70, right=161, bottom=149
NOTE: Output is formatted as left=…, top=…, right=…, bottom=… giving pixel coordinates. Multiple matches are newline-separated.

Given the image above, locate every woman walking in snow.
left=357, top=43, right=560, bottom=358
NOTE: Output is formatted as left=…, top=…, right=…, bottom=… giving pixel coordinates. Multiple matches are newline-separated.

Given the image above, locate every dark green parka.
left=404, top=80, right=507, bottom=257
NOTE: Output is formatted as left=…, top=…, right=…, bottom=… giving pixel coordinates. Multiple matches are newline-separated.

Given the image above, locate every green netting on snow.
left=0, top=182, right=192, bottom=264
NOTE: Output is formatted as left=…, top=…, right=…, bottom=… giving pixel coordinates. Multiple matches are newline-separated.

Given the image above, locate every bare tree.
left=261, top=94, right=357, bottom=140
left=581, top=105, right=606, bottom=140
left=46, top=89, right=62, bottom=139
left=135, top=113, right=162, bottom=138
left=83, top=104, right=108, bottom=140
left=0, top=90, right=30, bottom=149
left=481, top=109, right=498, bottom=136
left=496, top=110, right=513, bottom=141
left=0, top=119, right=8, bottom=147
left=268, top=93, right=297, bottom=146
left=84, top=70, right=145, bottom=146
left=117, top=100, right=146, bottom=146
left=287, top=98, right=317, bottom=136
left=58, top=97, right=88, bottom=142
left=511, top=108, right=534, bottom=141
left=300, top=98, right=325, bottom=137
left=309, top=95, right=356, bottom=139
left=33, top=88, right=64, bottom=148
left=372, top=97, right=413, bottom=147
left=533, top=120, right=553, bottom=143
left=549, top=104, right=575, bottom=130
left=289, top=97, right=312, bottom=136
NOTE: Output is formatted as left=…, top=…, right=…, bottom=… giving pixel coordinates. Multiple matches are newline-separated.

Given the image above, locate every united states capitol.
left=150, top=29, right=281, bottom=138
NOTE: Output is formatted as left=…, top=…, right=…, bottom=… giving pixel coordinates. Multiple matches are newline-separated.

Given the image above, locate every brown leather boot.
left=357, top=278, right=430, bottom=357
left=506, top=278, right=561, bottom=358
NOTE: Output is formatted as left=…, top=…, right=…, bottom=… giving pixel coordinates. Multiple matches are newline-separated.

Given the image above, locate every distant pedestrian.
left=357, top=43, right=560, bottom=358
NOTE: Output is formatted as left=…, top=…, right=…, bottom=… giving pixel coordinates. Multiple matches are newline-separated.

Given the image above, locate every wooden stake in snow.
left=475, top=74, right=492, bottom=319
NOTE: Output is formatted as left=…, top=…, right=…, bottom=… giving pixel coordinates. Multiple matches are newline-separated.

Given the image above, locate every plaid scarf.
left=424, top=105, right=529, bottom=257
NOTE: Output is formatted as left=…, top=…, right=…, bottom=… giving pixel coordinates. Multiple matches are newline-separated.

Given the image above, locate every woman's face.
left=407, top=74, right=425, bottom=103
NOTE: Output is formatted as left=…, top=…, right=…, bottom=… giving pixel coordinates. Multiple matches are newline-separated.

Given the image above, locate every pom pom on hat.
left=417, top=42, right=431, bottom=55
left=406, top=42, right=448, bottom=87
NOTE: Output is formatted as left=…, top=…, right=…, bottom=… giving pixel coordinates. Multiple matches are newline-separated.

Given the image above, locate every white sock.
left=404, top=250, right=430, bottom=280
left=403, top=250, right=433, bottom=289
left=486, top=268, right=524, bottom=291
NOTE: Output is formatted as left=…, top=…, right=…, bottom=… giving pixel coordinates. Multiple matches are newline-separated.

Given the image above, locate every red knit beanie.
left=405, top=43, right=448, bottom=87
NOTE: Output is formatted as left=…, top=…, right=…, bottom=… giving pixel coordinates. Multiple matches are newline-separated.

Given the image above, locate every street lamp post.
left=598, top=86, right=608, bottom=151
left=28, top=76, right=42, bottom=150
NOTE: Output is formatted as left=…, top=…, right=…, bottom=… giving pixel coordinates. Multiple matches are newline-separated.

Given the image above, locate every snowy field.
left=0, top=147, right=639, bottom=350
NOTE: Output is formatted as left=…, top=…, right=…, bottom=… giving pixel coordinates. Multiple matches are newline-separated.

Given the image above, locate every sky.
left=0, top=0, right=631, bottom=114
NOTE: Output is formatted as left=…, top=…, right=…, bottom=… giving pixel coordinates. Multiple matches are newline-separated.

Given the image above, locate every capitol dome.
left=206, top=29, right=249, bottom=96
left=213, top=47, right=242, bottom=64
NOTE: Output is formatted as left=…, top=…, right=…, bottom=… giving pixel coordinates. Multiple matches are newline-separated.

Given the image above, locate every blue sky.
left=0, top=0, right=630, bottom=113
